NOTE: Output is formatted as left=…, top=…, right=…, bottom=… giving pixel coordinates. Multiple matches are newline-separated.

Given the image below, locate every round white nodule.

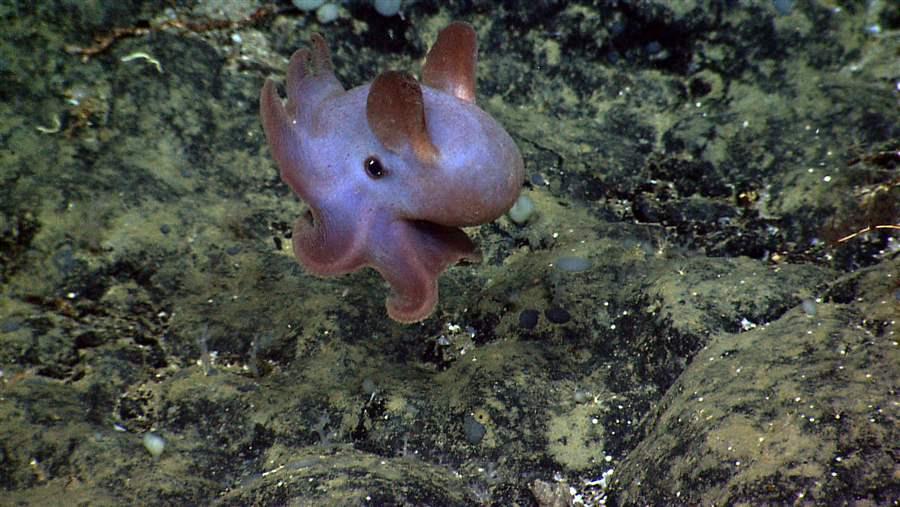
left=374, top=0, right=402, bottom=17
left=293, top=0, right=325, bottom=12
left=143, top=433, right=165, bottom=458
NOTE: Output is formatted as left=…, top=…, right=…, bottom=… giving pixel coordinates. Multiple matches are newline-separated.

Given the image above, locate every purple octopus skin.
left=260, top=22, right=524, bottom=323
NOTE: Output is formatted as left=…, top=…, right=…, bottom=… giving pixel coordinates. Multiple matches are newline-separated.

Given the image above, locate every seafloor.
left=1, top=1, right=897, bottom=505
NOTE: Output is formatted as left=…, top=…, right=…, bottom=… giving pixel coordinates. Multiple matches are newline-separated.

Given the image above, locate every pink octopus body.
left=260, top=22, right=524, bottom=322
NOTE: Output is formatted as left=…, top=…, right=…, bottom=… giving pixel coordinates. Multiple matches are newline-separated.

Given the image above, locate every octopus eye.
left=364, top=156, right=386, bottom=179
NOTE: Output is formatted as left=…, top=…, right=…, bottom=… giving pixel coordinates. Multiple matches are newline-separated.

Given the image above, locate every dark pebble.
left=773, top=0, right=794, bottom=16
left=545, top=307, right=571, bottom=324
left=75, top=330, right=105, bottom=348
left=463, top=414, right=486, bottom=445
left=159, top=224, right=170, bottom=235
left=52, top=246, right=76, bottom=276
left=518, top=309, right=539, bottom=330
left=0, top=318, right=22, bottom=333
left=529, top=173, right=547, bottom=186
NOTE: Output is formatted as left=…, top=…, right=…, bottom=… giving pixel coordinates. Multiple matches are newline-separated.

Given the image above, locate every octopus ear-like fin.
left=366, top=70, right=438, bottom=165
left=422, top=21, right=477, bottom=104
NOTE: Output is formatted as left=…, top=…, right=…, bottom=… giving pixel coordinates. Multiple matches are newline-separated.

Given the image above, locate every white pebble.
left=316, top=3, right=339, bottom=23
left=508, top=194, right=536, bottom=224
left=801, top=298, right=817, bottom=316
left=374, top=0, right=402, bottom=17
left=293, top=0, right=325, bottom=11
left=142, top=433, right=165, bottom=458
left=555, top=256, right=592, bottom=273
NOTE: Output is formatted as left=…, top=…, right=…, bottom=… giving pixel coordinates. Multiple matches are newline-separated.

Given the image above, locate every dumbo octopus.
left=260, top=22, right=524, bottom=323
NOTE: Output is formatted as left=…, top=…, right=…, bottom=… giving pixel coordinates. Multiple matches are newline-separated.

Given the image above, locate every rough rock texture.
left=1, top=1, right=897, bottom=505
